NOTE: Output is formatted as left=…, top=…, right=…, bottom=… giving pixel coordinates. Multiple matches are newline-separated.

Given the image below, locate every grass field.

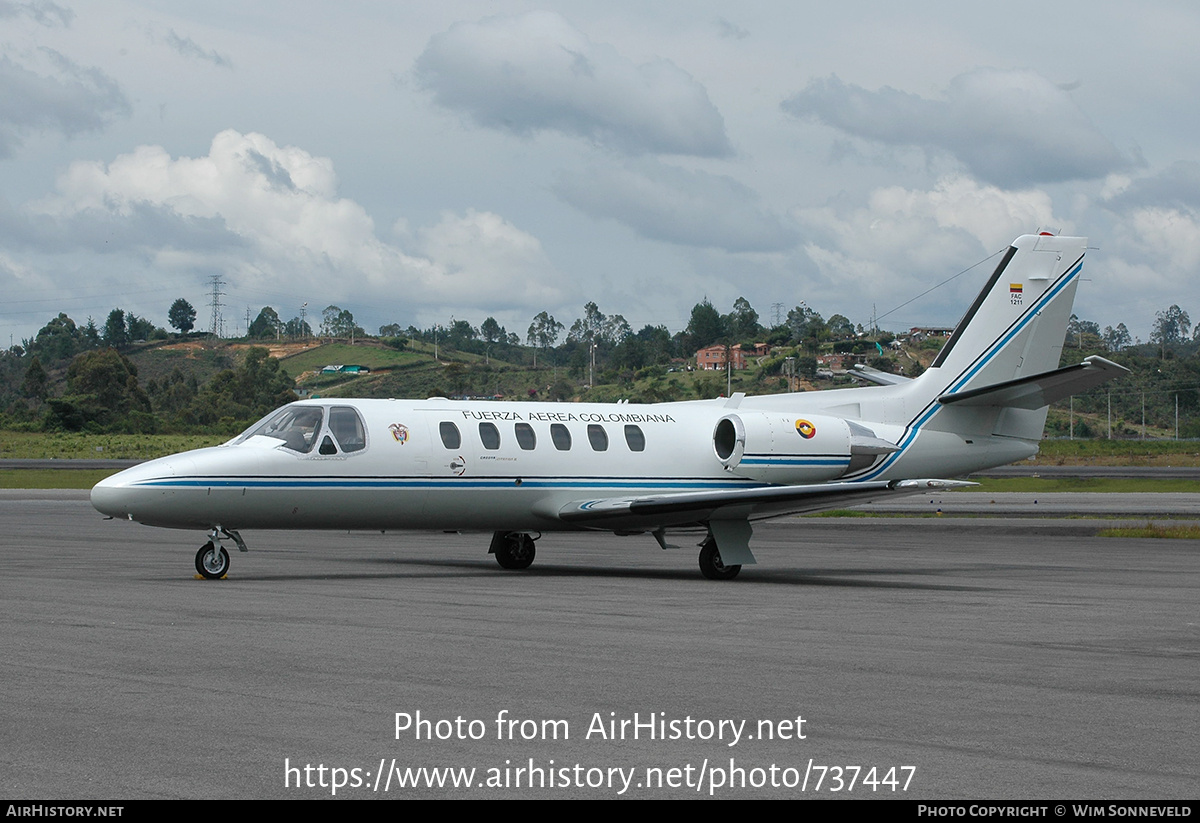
left=964, top=477, right=1200, bottom=493
left=1097, top=522, right=1200, bottom=539
left=1034, top=438, right=1200, bottom=466
left=0, top=469, right=119, bottom=489
left=0, top=432, right=227, bottom=460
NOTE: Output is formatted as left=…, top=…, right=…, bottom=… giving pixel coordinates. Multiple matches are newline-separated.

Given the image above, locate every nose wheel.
left=195, top=542, right=230, bottom=579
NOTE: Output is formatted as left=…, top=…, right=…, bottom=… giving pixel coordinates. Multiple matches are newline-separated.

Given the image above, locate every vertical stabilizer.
left=852, top=234, right=1089, bottom=478
left=925, top=234, right=1086, bottom=394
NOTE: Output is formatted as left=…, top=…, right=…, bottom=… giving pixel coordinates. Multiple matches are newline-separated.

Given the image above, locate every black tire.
left=195, top=542, right=230, bottom=579
left=494, top=533, right=536, bottom=570
left=698, top=538, right=740, bottom=580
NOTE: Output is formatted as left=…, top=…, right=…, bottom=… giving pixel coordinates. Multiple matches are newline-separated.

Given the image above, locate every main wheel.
left=195, top=542, right=230, bottom=579
left=698, top=538, right=740, bottom=580
left=494, top=533, right=536, bottom=570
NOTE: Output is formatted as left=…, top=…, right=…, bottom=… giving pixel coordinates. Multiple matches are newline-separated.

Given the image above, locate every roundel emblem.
left=795, top=419, right=816, bottom=439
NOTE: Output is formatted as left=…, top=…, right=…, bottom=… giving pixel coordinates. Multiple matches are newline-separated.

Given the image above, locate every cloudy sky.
left=3, top=1, right=1199, bottom=346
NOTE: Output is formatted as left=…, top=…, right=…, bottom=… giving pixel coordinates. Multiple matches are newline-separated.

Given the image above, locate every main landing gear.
left=194, top=526, right=247, bottom=579
left=698, top=536, right=741, bottom=580
left=490, top=531, right=537, bottom=570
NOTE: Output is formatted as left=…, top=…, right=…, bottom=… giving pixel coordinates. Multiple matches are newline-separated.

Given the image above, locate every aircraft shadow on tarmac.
left=192, top=553, right=997, bottom=591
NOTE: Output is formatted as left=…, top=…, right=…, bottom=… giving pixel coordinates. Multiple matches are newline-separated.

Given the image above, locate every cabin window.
left=550, top=423, right=571, bottom=451
left=439, top=422, right=461, bottom=449
left=624, top=424, right=645, bottom=452
left=479, top=422, right=501, bottom=450
left=515, top=423, right=536, bottom=450
left=328, top=407, right=366, bottom=453
left=587, top=424, right=608, bottom=452
left=319, top=435, right=337, bottom=455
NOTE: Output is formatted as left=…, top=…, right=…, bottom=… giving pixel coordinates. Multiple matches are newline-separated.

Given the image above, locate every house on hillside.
left=696, top=344, right=747, bottom=370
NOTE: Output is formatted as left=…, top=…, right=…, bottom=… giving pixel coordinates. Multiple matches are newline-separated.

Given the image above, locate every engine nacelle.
left=712, top=412, right=898, bottom=483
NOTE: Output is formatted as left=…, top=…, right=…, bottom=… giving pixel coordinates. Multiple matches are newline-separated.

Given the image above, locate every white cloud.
left=1102, top=161, right=1200, bottom=212
left=783, top=69, right=1132, bottom=188
left=792, top=176, right=1064, bottom=321
left=554, top=159, right=797, bottom=252
left=22, top=129, right=565, bottom=313
left=414, top=10, right=732, bottom=157
left=1117, top=206, right=1200, bottom=274
left=415, top=209, right=565, bottom=308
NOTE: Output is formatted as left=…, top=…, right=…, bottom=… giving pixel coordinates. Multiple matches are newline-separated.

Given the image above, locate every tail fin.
left=910, top=234, right=1091, bottom=441
left=928, top=233, right=1086, bottom=388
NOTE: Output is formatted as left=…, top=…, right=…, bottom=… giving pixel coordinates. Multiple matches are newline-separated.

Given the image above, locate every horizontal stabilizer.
left=852, top=364, right=913, bottom=386
left=937, top=355, right=1128, bottom=410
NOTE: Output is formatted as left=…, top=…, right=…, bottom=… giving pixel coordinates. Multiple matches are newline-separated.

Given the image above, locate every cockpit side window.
left=328, top=407, right=367, bottom=453
left=237, top=405, right=325, bottom=454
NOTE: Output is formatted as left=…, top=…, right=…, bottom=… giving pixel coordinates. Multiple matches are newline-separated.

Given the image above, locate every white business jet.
left=92, top=233, right=1126, bottom=580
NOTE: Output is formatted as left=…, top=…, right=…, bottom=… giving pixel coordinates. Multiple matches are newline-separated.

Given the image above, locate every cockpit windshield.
left=235, top=404, right=325, bottom=453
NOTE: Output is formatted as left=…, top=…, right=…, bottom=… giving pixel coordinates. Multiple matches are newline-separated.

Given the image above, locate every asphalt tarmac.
left=3, top=491, right=1196, bottom=799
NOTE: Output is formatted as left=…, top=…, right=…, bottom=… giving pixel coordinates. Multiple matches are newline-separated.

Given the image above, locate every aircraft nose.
left=90, top=457, right=194, bottom=520
left=90, top=473, right=130, bottom=519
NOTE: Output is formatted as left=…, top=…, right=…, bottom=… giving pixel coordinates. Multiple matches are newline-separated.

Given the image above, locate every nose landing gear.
left=194, top=526, right=247, bottom=579
left=195, top=542, right=230, bottom=579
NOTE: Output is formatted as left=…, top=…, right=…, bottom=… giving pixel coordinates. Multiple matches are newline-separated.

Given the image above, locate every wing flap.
left=553, top=478, right=972, bottom=530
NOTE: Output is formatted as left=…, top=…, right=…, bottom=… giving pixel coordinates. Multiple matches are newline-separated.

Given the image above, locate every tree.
left=685, top=299, right=724, bottom=349
left=248, top=307, right=281, bottom=339
left=1066, top=314, right=1102, bottom=349
left=29, top=313, right=86, bottom=362
left=1102, top=323, right=1132, bottom=352
left=184, top=348, right=296, bottom=429
left=725, top=297, right=761, bottom=341
left=601, top=313, right=632, bottom=345
left=480, top=317, right=505, bottom=344
left=445, top=319, right=478, bottom=349
left=567, top=302, right=606, bottom=344
left=45, top=348, right=153, bottom=431
left=125, top=312, right=157, bottom=341
left=786, top=305, right=826, bottom=351
left=283, top=317, right=312, bottom=338
left=320, top=306, right=363, bottom=341
left=827, top=314, right=855, bottom=340
left=103, top=309, right=128, bottom=347
left=21, top=356, right=47, bottom=401
left=168, top=298, right=197, bottom=335
left=527, top=312, right=563, bottom=367
left=1152, top=305, right=1191, bottom=353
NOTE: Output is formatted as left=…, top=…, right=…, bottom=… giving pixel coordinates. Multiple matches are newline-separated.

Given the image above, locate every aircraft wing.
left=546, top=478, right=972, bottom=531
left=937, top=355, right=1128, bottom=410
